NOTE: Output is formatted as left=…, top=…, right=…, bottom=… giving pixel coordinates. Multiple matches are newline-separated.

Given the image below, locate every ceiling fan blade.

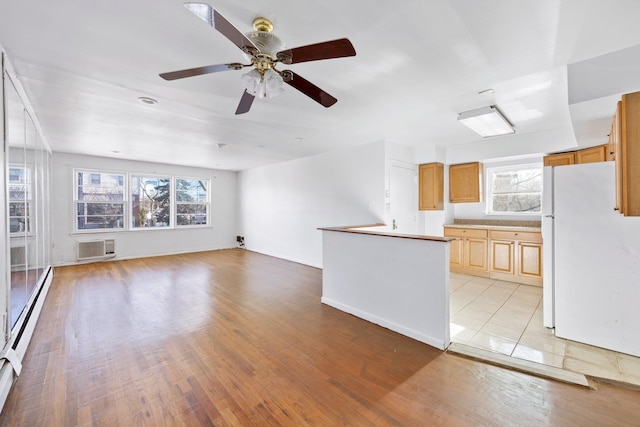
left=183, top=3, right=258, bottom=53
left=235, top=90, right=255, bottom=115
left=282, top=71, right=337, bottom=107
left=159, top=63, right=243, bottom=81
left=276, top=38, right=356, bottom=64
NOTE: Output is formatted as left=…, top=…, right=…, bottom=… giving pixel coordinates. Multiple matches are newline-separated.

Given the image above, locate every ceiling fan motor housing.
left=246, top=31, right=285, bottom=58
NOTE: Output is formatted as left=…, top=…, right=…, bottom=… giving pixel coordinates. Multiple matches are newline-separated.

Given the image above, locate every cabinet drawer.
left=489, top=230, right=542, bottom=243
left=444, top=228, right=488, bottom=239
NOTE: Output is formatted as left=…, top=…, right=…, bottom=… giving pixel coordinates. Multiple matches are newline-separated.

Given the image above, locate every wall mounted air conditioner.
left=77, top=239, right=115, bottom=261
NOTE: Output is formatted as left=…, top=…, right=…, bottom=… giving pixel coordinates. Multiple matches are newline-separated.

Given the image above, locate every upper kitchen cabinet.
left=418, top=162, right=444, bottom=210
left=543, top=152, right=575, bottom=167
left=576, top=145, right=607, bottom=164
left=449, top=162, right=482, bottom=203
left=544, top=145, right=608, bottom=167
left=614, top=91, right=640, bottom=216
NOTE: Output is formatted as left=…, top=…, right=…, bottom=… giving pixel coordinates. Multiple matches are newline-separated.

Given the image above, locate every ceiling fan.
left=160, top=3, right=356, bottom=115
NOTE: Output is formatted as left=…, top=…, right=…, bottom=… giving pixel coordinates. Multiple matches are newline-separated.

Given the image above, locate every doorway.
left=389, top=162, right=417, bottom=234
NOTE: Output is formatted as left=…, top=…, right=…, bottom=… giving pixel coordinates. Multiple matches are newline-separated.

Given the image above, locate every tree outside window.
left=176, top=178, right=210, bottom=226
left=487, top=164, right=542, bottom=214
left=131, top=176, right=171, bottom=228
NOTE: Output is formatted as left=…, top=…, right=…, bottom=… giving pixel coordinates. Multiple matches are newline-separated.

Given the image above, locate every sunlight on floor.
left=449, top=273, right=640, bottom=386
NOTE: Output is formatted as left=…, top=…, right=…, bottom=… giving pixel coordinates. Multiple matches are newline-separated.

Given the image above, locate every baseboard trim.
left=321, top=297, right=448, bottom=350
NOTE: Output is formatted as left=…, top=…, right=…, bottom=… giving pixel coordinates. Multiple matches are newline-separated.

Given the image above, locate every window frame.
left=485, top=163, right=543, bottom=216
left=73, top=168, right=128, bottom=233
left=175, top=176, right=211, bottom=228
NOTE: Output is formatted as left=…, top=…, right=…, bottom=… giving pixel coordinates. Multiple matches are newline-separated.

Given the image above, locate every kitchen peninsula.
left=319, top=225, right=452, bottom=350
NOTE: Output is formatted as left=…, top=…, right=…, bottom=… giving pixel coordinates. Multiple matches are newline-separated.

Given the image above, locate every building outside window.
left=8, top=166, right=30, bottom=234
left=486, top=164, right=542, bottom=214
left=75, top=170, right=126, bottom=230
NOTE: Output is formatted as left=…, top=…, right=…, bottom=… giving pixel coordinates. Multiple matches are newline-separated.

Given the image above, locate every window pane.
left=488, top=165, right=542, bottom=214
left=176, top=179, right=208, bottom=202
left=131, top=176, right=171, bottom=228
left=77, top=215, right=124, bottom=230
left=492, top=193, right=541, bottom=213
left=77, top=172, right=125, bottom=201
left=75, top=170, right=126, bottom=231
left=175, top=178, right=209, bottom=226
left=491, top=169, right=542, bottom=194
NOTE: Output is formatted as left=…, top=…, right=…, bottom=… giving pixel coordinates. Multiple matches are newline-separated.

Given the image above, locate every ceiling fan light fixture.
left=457, top=106, right=514, bottom=138
left=241, top=68, right=284, bottom=99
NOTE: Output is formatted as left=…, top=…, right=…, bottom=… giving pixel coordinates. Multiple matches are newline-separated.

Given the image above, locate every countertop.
left=318, top=224, right=453, bottom=242
left=444, top=223, right=541, bottom=232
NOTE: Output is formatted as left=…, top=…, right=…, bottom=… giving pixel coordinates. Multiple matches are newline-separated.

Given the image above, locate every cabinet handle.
left=514, top=233, right=518, bottom=236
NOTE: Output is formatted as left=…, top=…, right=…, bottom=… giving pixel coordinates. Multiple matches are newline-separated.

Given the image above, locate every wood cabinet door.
left=449, top=237, right=463, bottom=269
left=449, top=162, right=482, bottom=203
left=490, top=240, right=514, bottom=275
left=576, top=145, right=607, bottom=164
left=418, top=163, right=444, bottom=210
left=543, top=152, right=576, bottom=167
left=518, top=242, right=542, bottom=279
left=464, top=238, right=488, bottom=272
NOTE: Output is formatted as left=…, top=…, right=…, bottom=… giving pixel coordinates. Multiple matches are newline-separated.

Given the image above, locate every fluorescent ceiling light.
left=457, top=106, right=515, bottom=138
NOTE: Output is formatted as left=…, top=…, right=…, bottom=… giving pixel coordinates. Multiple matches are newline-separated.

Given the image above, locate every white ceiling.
left=2, top=0, right=640, bottom=170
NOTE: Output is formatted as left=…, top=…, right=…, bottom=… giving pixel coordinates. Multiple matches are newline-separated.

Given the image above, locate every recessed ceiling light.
left=138, top=96, right=158, bottom=105
left=216, top=143, right=227, bottom=149
left=294, top=137, right=304, bottom=142
left=111, top=150, right=121, bottom=154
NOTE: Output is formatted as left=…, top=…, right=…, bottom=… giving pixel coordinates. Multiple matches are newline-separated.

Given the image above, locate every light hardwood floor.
left=1, top=249, right=639, bottom=426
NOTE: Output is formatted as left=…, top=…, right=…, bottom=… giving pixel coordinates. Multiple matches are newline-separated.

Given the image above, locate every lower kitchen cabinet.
left=445, top=226, right=542, bottom=286
left=444, top=227, right=489, bottom=277
left=489, top=230, right=543, bottom=286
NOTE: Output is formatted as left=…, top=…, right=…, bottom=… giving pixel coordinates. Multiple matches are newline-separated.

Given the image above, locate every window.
left=72, top=170, right=211, bottom=232
left=75, top=170, right=126, bottom=230
left=176, top=178, right=210, bottom=226
left=131, top=176, right=171, bottom=228
left=9, top=166, right=31, bottom=234
left=486, top=164, right=542, bottom=214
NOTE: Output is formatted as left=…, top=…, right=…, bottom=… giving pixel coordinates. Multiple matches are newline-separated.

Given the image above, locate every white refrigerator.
left=542, top=161, right=640, bottom=357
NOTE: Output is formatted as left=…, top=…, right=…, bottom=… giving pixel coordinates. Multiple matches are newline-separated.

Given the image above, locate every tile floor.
left=449, top=273, right=640, bottom=386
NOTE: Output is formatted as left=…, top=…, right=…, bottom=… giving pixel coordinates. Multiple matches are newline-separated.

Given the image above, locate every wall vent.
left=77, top=240, right=115, bottom=261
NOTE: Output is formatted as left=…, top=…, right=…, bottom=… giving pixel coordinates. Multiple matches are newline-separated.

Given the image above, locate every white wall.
left=51, top=153, right=238, bottom=265
left=238, top=141, right=386, bottom=268
left=321, top=230, right=450, bottom=350
left=554, top=162, right=640, bottom=357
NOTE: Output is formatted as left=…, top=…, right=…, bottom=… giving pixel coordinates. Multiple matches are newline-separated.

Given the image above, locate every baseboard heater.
left=77, top=239, right=116, bottom=261
left=0, top=266, right=53, bottom=412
